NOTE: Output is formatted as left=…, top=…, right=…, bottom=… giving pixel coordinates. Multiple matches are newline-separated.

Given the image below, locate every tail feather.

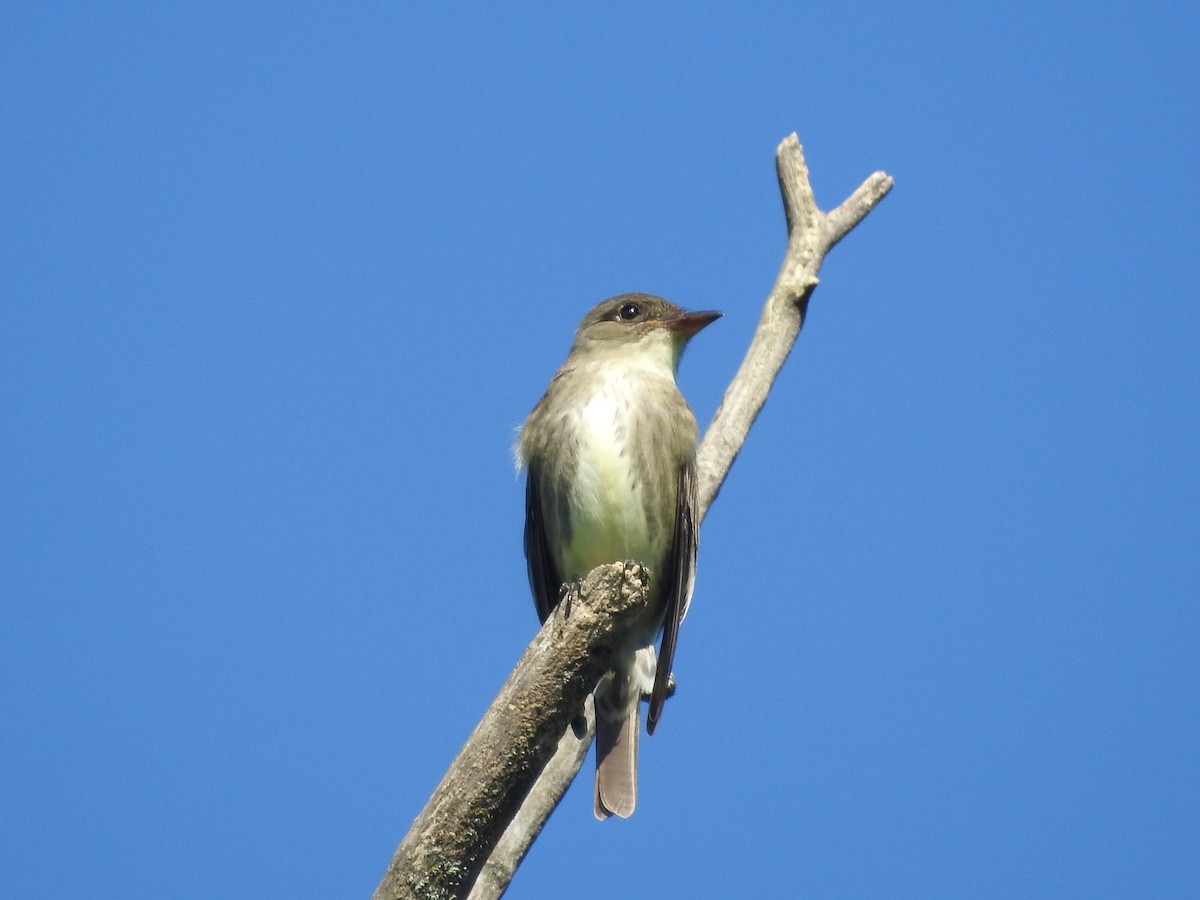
left=594, top=703, right=639, bottom=819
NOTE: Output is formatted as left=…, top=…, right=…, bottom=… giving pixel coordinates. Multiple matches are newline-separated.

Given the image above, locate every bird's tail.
left=593, top=648, right=656, bottom=819
left=594, top=700, right=639, bottom=819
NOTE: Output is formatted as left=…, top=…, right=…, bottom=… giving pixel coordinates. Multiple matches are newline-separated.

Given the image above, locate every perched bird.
left=517, top=293, right=720, bottom=818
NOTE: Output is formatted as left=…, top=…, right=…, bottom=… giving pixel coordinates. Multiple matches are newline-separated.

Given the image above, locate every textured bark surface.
left=372, top=565, right=647, bottom=900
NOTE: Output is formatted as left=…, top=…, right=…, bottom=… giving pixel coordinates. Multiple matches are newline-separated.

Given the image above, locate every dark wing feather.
left=524, top=462, right=562, bottom=623
left=647, top=461, right=698, bottom=734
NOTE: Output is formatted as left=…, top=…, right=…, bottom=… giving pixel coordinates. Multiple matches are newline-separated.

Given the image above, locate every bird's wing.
left=524, top=462, right=562, bottom=623
left=647, top=460, right=698, bottom=734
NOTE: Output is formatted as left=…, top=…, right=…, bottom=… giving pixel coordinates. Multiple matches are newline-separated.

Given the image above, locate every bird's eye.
left=617, top=303, right=640, bottom=321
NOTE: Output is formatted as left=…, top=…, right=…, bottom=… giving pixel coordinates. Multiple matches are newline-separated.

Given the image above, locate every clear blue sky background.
left=3, top=3, right=1196, bottom=898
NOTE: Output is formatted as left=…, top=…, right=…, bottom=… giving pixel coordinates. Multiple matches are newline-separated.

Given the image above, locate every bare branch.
left=374, top=134, right=892, bottom=899
left=696, top=134, right=892, bottom=515
left=372, top=565, right=647, bottom=900
left=466, top=698, right=595, bottom=900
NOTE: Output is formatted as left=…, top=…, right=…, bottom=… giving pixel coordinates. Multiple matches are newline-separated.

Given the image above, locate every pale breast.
left=559, top=368, right=674, bottom=580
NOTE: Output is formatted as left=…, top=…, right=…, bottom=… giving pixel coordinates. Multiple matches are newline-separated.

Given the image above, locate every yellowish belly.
left=558, top=388, right=661, bottom=579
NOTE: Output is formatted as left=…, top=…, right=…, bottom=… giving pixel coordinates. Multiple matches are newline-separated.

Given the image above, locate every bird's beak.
left=661, top=309, right=722, bottom=337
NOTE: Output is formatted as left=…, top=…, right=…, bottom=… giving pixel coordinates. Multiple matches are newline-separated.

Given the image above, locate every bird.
left=517, top=292, right=720, bottom=818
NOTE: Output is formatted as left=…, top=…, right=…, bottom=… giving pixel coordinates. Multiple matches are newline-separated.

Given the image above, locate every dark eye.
left=617, top=302, right=640, bottom=321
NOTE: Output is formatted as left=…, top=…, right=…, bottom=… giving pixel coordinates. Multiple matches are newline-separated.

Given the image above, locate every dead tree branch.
left=373, top=564, right=647, bottom=900
left=373, top=134, right=892, bottom=900
left=696, top=134, right=894, bottom=516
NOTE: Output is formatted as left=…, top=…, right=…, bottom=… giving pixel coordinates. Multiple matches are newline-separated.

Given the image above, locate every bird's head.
left=571, top=293, right=721, bottom=373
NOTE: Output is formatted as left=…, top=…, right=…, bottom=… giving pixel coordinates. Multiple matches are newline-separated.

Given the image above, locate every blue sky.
left=3, top=3, right=1197, bottom=898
